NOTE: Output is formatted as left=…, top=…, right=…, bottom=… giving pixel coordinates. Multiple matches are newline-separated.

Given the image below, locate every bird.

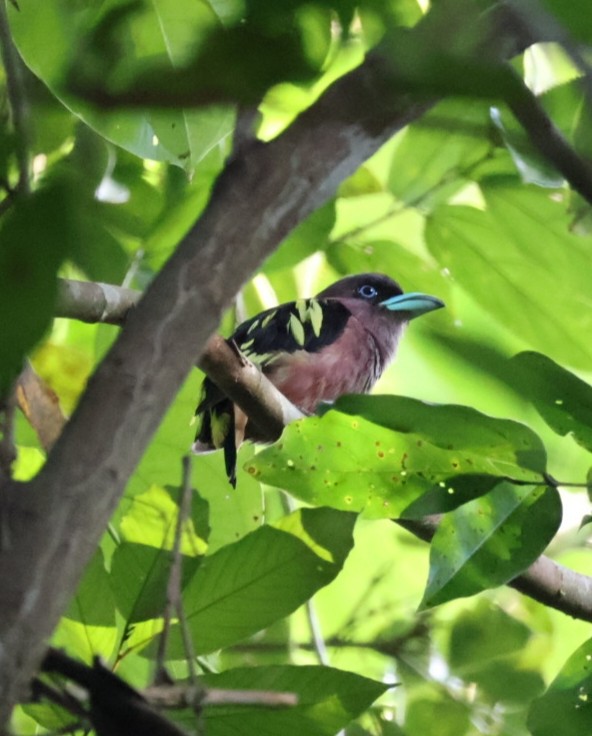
left=192, top=273, right=444, bottom=486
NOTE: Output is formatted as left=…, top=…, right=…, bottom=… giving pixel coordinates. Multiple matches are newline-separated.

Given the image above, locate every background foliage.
left=3, top=0, right=592, bottom=734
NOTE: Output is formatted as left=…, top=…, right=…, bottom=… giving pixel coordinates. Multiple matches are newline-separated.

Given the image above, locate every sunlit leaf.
left=119, top=484, right=208, bottom=556
left=249, top=396, right=547, bottom=518
left=165, top=507, right=356, bottom=656
left=53, top=549, right=118, bottom=662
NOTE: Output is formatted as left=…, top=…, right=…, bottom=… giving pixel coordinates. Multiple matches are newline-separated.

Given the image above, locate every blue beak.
left=380, top=292, right=445, bottom=318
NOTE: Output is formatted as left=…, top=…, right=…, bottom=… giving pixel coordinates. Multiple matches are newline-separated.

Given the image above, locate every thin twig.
left=155, top=456, right=199, bottom=688
left=144, top=684, right=297, bottom=709
left=175, top=456, right=198, bottom=687
left=283, top=494, right=329, bottom=665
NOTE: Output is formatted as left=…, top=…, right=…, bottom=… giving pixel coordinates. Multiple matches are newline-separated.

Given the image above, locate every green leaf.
left=510, top=351, right=592, bottom=454
left=490, top=105, right=564, bottom=188
left=338, top=166, right=383, bottom=197
left=490, top=81, right=587, bottom=189
left=53, top=549, right=118, bottom=661
left=426, top=178, right=592, bottom=369
left=110, top=542, right=202, bottom=623
left=165, top=507, right=356, bottom=656
left=528, top=637, right=592, bottom=736
left=264, top=201, right=336, bottom=272
left=539, top=0, right=592, bottom=44
left=9, top=0, right=234, bottom=170
left=405, top=692, right=471, bottom=736
left=449, top=601, right=532, bottom=671
left=420, top=481, right=562, bottom=609
left=387, top=98, right=492, bottom=207
left=64, top=548, right=116, bottom=627
left=0, top=182, right=74, bottom=391
left=248, top=396, right=547, bottom=518
left=196, top=665, right=390, bottom=736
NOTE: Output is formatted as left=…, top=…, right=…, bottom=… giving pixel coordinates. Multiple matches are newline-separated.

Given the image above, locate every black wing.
left=232, top=297, right=351, bottom=366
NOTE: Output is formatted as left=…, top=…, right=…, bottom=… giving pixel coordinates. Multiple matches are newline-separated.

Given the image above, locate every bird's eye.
left=358, top=284, right=378, bottom=299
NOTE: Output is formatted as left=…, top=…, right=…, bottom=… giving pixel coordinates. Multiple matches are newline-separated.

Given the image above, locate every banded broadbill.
left=193, top=273, right=444, bottom=485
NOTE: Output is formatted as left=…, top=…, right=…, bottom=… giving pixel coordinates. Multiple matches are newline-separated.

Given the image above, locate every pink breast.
left=266, top=326, right=381, bottom=414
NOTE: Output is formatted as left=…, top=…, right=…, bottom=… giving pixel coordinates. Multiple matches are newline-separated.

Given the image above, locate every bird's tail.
left=192, top=378, right=238, bottom=487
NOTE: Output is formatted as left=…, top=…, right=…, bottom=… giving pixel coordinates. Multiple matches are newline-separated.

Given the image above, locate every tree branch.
left=397, top=517, right=592, bottom=623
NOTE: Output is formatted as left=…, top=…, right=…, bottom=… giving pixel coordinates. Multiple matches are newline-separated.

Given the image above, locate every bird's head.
left=316, top=273, right=444, bottom=320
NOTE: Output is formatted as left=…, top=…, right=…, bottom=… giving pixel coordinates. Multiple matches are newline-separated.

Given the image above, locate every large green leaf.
left=52, top=549, right=118, bottom=662
left=449, top=601, right=532, bottom=672
left=510, top=352, right=592, bottom=454
left=248, top=396, right=547, bottom=518
left=387, top=98, right=492, bottom=207
left=0, top=181, right=75, bottom=391
left=110, top=542, right=202, bottom=624
left=9, top=0, right=234, bottom=170
left=184, top=665, right=388, bottom=736
left=420, top=481, right=562, bottom=609
left=63, top=548, right=116, bottom=628
left=528, top=637, right=592, bottom=736
left=426, top=178, right=592, bottom=369
left=165, top=507, right=356, bottom=656
left=119, top=484, right=208, bottom=555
